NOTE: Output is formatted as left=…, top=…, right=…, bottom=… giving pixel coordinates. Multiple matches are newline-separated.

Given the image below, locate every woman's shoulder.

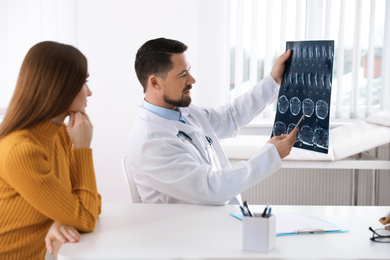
left=0, top=129, right=42, bottom=174
left=0, top=129, right=32, bottom=151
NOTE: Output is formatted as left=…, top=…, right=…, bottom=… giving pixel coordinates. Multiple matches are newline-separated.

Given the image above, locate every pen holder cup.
left=242, top=214, right=276, bottom=253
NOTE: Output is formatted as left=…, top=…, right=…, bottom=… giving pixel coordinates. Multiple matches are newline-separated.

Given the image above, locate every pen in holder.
left=242, top=214, right=276, bottom=253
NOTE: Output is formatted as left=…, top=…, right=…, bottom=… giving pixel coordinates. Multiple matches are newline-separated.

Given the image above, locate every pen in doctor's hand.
left=294, top=113, right=306, bottom=129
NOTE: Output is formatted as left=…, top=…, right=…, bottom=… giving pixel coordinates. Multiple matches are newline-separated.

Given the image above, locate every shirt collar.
left=142, top=100, right=186, bottom=123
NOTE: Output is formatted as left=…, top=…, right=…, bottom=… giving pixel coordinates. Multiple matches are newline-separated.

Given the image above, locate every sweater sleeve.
left=3, top=142, right=100, bottom=232
left=70, top=148, right=102, bottom=216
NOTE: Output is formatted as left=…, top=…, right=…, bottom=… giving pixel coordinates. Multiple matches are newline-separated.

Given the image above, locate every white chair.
left=121, top=156, right=142, bottom=203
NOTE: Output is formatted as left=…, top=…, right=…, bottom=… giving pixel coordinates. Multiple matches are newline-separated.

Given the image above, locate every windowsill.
left=246, top=119, right=359, bottom=128
left=239, top=119, right=361, bottom=136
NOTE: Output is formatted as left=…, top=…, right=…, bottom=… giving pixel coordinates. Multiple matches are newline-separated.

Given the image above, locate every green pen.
left=267, top=207, right=272, bottom=218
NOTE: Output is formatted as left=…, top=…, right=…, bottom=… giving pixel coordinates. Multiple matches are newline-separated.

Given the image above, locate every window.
left=229, top=0, right=389, bottom=121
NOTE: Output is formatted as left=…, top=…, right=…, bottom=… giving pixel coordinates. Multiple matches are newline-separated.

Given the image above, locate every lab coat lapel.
left=182, top=108, right=230, bottom=168
left=138, top=107, right=210, bottom=164
left=176, top=123, right=210, bottom=164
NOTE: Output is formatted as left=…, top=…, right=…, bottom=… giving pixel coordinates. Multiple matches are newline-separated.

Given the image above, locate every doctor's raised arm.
left=127, top=38, right=295, bottom=205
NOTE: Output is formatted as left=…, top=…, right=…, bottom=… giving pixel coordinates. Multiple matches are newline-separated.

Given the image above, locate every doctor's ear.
left=149, top=75, right=161, bottom=90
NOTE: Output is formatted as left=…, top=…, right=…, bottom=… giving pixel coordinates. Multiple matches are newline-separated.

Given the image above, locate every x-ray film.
left=271, top=40, right=334, bottom=154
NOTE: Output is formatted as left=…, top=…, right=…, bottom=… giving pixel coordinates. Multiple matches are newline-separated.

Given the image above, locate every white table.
left=57, top=203, right=390, bottom=259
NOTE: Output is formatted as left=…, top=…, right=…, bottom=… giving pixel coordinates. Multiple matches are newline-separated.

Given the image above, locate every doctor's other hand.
left=267, top=128, right=298, bottom=159
left=67, top=112, right=93, bottom=149
left=45, top=221, right=80, bottom=255
left=270, top=49, right=291, bottom=85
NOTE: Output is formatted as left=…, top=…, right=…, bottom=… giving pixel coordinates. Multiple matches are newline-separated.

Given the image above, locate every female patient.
left=0, top=41, right=101, bottom=259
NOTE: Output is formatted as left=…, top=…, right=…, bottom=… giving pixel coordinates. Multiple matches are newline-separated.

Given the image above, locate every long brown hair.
left=0, top=41, right=88, bottom=139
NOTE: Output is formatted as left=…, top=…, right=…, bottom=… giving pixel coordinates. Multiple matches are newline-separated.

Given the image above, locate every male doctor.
left=127, top=38, right=297, bottom=205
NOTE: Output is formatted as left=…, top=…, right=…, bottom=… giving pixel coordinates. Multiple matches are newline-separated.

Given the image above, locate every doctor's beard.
left=163, top=85, right=192, bottom=108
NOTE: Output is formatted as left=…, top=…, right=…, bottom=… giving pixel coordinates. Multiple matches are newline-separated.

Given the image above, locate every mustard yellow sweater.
left=0, top=121, right=102, bottom=259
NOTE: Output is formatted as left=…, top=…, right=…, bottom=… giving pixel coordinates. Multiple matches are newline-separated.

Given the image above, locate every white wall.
left=76, top=0, right=230, bottom=202
left=0, top=0, right=231, bottom=203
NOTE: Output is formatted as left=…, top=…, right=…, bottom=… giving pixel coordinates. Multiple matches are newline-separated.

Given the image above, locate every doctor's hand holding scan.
left=127, top=38, right=293, bottom=205
left=267, top=49, right=297, bottom=159
left=267, top=128, right=298, bottom=159
left=270, top=49, right=292, bottom=85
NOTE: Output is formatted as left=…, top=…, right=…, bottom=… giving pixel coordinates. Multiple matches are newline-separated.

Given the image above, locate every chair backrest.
left=121, top=156, right=142, bottom=203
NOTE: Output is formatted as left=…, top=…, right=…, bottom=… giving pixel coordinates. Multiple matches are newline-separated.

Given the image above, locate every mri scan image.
left=302, top=98, right=314, bottom=117
left=298, top=125, right=314, bottom=146
left=290, top=97, right=301, bottom=116
left=287, top=123, right=299, bottom=143
left=273, top=121, right=287, bottom=136
left=316, top=100, right=329, bottom=120
left=278, top=95, right=289, bottom=114
left=313, top=127, right=329, bottom=149
left=271, top=40, right=334, bottom=154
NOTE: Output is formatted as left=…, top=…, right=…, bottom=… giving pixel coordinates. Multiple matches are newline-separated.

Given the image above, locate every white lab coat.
left=127, top=75, right=282, bottom=205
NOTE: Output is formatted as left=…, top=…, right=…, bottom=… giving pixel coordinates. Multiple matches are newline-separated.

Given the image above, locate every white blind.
left=230, top=0, right=389, bottom=121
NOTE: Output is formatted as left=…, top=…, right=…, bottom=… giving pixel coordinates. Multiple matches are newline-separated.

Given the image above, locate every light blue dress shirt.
left=142, top=100, right=186, bottom=123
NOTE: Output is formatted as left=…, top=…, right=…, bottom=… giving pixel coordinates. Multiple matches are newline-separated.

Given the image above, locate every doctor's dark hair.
left=134, top=38, right=188, bottom=92
left=0, top=41, right=88, bottom=139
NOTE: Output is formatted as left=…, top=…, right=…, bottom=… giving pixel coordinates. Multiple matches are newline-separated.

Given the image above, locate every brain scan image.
left=313, top=127, right=328, bottom=149
left=316, top=100, right=329, bottom=119
left=317, top=73, right=325, bottom=93
left=308, top=46, right=313, bottom=61
left=298, top=125, right=314, bottom=146
left=299, top=73, right=305, bottom=86
left=287, top=123, right=299, bottom=142
left=322, top=45, right=327, bottom=60
left=306, top=73, right=312, bottom=87
left=327, top=45, right=334, bottom=60
left=278, top=95, right=289, bottom=114
left=302, top=98, right=314, bottom=117
left=313, top=73, right=318, bottom=88
left=290, top=97, right=301, bottom=116
left=294, top=72, right=299, bottom=86
left=273, top=121, right=286, bottom=136
left=287, top=123, right=296, bottom=133
left=326, top=74, right=332, bottom=89
left=272, top=40, right=334, bottom=154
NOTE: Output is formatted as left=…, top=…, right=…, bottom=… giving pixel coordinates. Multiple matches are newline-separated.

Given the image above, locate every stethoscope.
left=177, top=130, right=213, bottom=145
left=177, top=130, right=215, bottom=164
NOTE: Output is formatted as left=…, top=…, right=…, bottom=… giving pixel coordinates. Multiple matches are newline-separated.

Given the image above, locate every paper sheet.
left=230, top=211, right=347, bottom=236
left=276, top=212, right=342, bottom=234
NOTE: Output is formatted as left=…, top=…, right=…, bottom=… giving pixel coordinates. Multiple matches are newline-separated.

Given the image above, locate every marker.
left=239, top=206, right=248, bottom=216
left=243, top=201, right=253, bottom=217
left=294, top=113, right=306, bottom=129
left=267, top=207, right=272, bottom=218
left=261, top=204, right=269, bottom=218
